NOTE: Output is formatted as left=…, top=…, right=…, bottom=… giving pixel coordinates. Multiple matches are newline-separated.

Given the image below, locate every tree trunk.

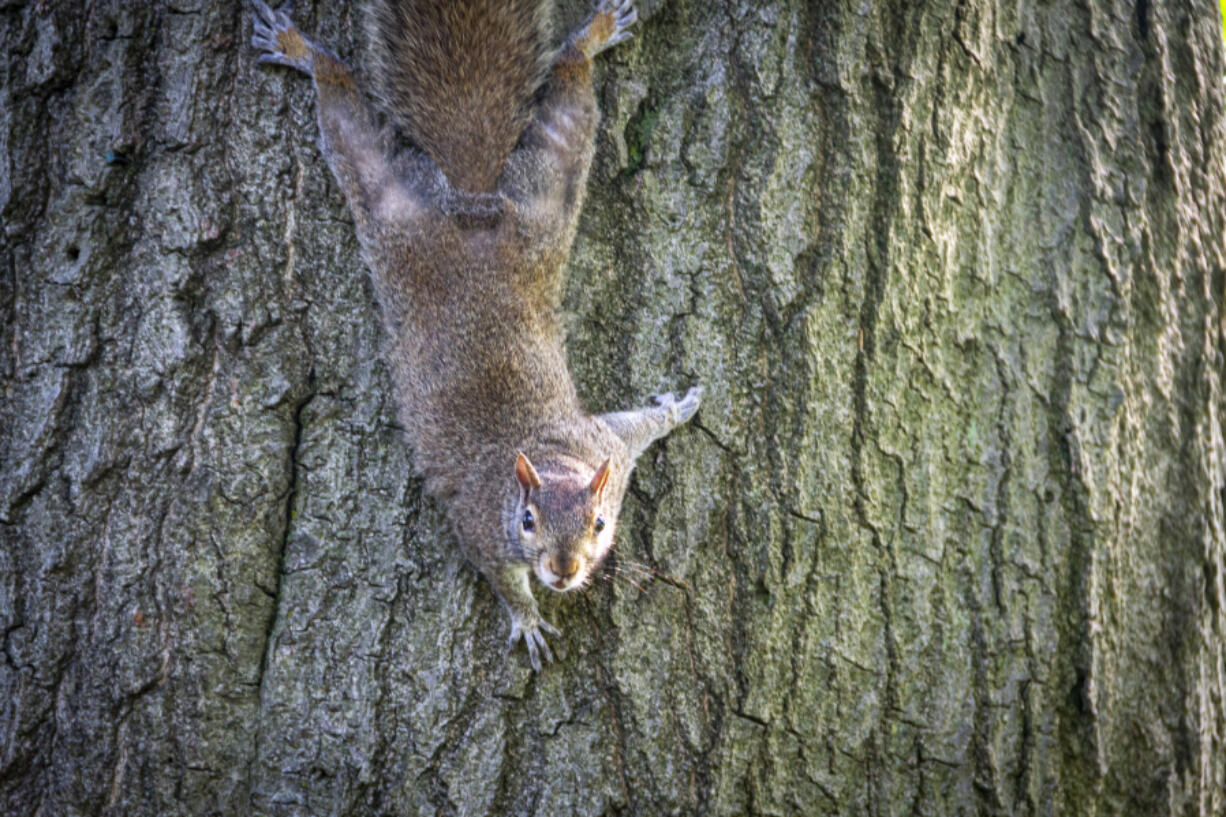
left=2, top=0, right=1224, bottom=814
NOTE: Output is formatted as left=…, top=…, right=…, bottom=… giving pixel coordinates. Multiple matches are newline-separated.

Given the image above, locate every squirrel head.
left=508, top=452, right=617, bottom=592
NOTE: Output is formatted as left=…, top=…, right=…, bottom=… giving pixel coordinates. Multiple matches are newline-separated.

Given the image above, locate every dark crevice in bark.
left=359, top=573, right=406, bottom=816
left=965, top=571, right=1006, bottom=817
left=848, top=137, right=889, bottom=555
left=987, top=343, right=1013, bottom=616
left=853, top=8, right=921, bottom=802
left=1134, top=0, right=1151, bottom=40
left=250, top=376, right=315, bottom=805
left=1012, top=601, right=1038, bottom=817
left=679, top=600, right=722, bottom=815
left=1044, top=7, right=1116, bottom=809
left=1047, top=314, right=1102, bottom=808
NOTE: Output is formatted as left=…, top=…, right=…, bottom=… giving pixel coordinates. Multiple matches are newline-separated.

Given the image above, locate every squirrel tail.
left=366, top=0, right=553, bottom=193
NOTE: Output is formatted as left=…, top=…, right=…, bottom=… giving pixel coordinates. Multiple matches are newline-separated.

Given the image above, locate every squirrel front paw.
left=574, top=0, right=638, bottom=59
left=508, top=611, right=561, bottom=672
left=251, top=1, right=315, bottom=75
left=652, top=385, right=703, bottom=427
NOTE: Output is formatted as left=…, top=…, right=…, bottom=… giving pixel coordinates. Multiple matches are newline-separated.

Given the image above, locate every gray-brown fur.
left=252, top=0, right=699, bottom=671
left=366, top=0, right=552, bottom=192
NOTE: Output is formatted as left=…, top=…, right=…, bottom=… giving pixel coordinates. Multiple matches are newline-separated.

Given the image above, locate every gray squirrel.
left=251, top=0, right=701, bottom=670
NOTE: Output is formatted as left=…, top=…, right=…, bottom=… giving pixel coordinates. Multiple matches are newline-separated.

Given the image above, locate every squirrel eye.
left=594, top=516, right=606, bottom=534
left=522, top=509, right=535, bottom=532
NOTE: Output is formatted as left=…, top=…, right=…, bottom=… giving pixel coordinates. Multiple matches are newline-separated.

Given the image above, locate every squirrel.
left=251, top=0, right=701, bottom=671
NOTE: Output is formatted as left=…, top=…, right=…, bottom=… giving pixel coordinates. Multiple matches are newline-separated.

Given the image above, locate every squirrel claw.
left=256, top=52, right=298, bottom=69
left=251, top=0, right=289, bottom=33
left=508, top=615, right=560, bottom=672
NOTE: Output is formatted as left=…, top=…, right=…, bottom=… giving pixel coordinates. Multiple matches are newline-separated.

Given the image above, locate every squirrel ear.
left=589, top=458, right=611, bottom=500
left=515, top=452, right=542, bottom=495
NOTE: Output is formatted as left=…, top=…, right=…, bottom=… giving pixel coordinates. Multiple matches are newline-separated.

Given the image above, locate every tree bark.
left=2, top=0, right=1224, bottom=815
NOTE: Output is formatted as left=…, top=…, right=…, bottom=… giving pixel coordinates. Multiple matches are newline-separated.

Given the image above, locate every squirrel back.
left=365, top=0, right=553, bottom=193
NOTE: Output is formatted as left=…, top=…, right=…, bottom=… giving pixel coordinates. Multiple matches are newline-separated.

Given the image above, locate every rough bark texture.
left=2, top=0, right=1224, bottom=815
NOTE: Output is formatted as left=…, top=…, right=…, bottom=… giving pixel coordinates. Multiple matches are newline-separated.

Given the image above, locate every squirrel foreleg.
left=599, top=386, right=703, bottom=459
left=486, top=565, right=561, bottom=672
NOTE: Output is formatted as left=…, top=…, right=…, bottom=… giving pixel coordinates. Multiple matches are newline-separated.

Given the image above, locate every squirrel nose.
left=548, top=555, right=581, bottom=578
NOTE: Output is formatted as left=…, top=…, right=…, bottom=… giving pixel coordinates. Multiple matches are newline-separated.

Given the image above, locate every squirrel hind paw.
left=251, top=0, right=293, bottom=36
left=250, top=1, right=314, bottom=74
left=605, top=1, right=638, bottom=48
left=578, top=0, right=638, bottom=58
left=596, top=0, right=637, bottom=20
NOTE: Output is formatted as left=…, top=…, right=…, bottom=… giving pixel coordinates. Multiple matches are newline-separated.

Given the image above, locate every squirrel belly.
left=252, top=0, right=700, bottom=672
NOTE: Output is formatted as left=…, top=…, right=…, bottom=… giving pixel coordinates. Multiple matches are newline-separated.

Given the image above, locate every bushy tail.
left=366, top=0, right=553, bottom=193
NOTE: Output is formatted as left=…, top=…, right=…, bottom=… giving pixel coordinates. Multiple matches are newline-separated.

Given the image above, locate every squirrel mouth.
left=541, top=572, right=581, bottom=592
left=537, top=557, right=583, bottom=592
